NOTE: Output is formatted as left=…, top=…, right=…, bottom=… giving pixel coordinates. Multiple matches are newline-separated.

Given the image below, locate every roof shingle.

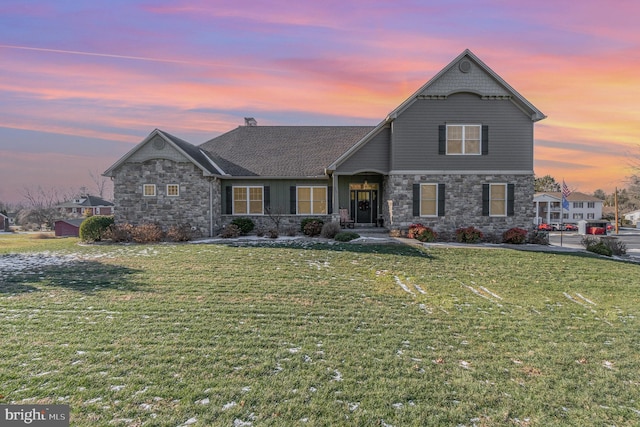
left=199, top=126, right=375, bottom=177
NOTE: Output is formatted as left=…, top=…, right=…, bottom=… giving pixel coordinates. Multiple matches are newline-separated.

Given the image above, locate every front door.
left=351, top=190, right=377, bottom=224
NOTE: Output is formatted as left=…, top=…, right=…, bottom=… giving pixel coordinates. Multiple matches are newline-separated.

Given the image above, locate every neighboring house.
left=54, top=218, right=85, bottom=237
left=534, top=192, right=604, bottom=224
left=623, top=209, right=640, bottom=226
left=0, top=212, right=9, bottom=231
left=58, top=195, right=114, bottom=217
left=104, top=49, right=545, bottom=237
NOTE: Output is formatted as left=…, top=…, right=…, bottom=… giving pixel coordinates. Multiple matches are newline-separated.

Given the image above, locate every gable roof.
left=58, top=195, right=114, bottom=208
left=390, top=49, right=546, bottom=122
left=329, top=49, right=545, bottom=171
left=103, top=129, right=224, bottom=177
left=199, top=126, right=374, bottom=177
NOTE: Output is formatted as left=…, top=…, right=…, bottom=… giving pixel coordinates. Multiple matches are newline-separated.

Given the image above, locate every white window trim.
left=297, top=186, right=328, bottom=215
left=232, top=186, right=264, bottom=215
left=143, top=184, right=156, bottom=197
left=489, top=183, right=507, bottom=217
left=446, top=124, right=482, bottom=155
left=166, top=184, right=180, bottom=197
left=419, top=183, right=438, bottom=217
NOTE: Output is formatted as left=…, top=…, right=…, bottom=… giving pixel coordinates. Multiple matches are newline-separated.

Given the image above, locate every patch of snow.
left=110, top=385, right=125, bottom=392
left=195, top=398, right=210, bottom=405
left=222, top=401, right=237, bottom=411
left=331, top=370, right=343, bottom=381
left=233, top=419, right=253, bottom=427
left=394, top=276, right=415, bottom=295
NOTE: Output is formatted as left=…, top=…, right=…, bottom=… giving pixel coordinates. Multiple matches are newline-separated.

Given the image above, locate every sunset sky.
left=1, top=0, right=638, bottom=204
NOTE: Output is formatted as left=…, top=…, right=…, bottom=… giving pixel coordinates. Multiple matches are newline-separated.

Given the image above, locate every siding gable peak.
left=387, top=49, right=545, bottom=123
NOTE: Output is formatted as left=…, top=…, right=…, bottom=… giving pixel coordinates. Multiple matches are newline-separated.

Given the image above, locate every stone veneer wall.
left=113, top=160, right=221, bottom=237
left=382, top=173, right=534, bottom=234
left=219, top=215, right=334, bottom=234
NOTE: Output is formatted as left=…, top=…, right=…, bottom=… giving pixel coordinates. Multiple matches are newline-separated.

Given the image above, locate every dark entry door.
left=352, top=190, right=377, bottom=224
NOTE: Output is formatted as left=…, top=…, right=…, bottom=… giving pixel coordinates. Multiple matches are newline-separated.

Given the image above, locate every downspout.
left=209, top=178, right=215, bottom=237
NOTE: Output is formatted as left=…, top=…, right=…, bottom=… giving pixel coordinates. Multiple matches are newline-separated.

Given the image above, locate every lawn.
left=1, top=234, right=639, bottom=426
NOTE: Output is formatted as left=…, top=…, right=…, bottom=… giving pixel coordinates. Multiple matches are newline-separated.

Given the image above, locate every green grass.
left=1, top=235, right=640, bottom=426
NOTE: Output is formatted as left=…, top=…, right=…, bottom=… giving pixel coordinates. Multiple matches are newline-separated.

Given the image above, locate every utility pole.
left=614, top=187, right=619, bottom=234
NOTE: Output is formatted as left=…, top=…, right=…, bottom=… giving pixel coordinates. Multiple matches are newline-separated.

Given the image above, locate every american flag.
left=562, top=180, right=571, bottom=211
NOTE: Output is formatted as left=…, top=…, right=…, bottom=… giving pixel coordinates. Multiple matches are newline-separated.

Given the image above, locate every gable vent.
left=459, top=60, right=471, bottom=73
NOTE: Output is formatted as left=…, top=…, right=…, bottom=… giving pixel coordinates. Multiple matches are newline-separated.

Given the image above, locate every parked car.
left=537, top=223, right=552, bottom=231
left=564, top=224, right=578, bottom=231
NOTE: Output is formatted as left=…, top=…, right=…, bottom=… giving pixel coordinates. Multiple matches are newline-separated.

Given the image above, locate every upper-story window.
left=587, top=202, right=595, bottom=209
left=143, top=184, right=156, bottom=197
left=447, top=124, right=481, bottom=155
left=573, top=202, right=584, bottom=209
left=167, top=184, right=180, bottom=197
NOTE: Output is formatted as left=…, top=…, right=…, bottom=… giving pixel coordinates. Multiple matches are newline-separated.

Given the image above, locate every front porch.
left=333, top=173, right=386, bottom=227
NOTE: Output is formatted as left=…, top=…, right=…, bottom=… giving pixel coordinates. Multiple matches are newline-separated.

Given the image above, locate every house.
left=54, top=218, right=85, bottom=237
left=534, top=192, right=604, bottom=225
left=623, top=209, right=640, bottom=226
left=104, top=49, right=545, bottom=237
left=57, top=195, right=114, bottom=217
left=0, top=212, right=9, bottom=232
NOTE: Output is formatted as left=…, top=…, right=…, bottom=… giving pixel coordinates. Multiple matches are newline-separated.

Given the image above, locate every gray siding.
left=220, top=178, right=331, bottom=216
left=391, top=92, right=533, bottom=171
left=337, top=127, right=391, bottom=173
left=129, top=137, right=190, bottom=163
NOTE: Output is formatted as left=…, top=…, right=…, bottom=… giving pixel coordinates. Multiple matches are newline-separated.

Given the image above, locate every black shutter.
left=290, top=186, right=297, bottom=214
left=438, top=125, right=446, bottom=155
left=225, top=186, right=232, bottom=215
left=327, top=187, right=333, bottom=214
left=507, top=183, right=515, bottom=216
left=263, top=186, right=270, bottom=213
left=481, top=125, right=489, bottom=155
left=412, top=184, right=420, bottom=216
left=482, top=184, right=490, bottom=216
left=438, top=183, right=445, bottom=217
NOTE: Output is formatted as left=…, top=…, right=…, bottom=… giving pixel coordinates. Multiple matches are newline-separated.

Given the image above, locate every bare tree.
left=89, top=169, right=110, bottom=199
left=19, top=186, right=75, bottom=230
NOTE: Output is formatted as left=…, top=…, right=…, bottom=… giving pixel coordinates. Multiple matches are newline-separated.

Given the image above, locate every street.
left=548, top=227, right=640, bottom=258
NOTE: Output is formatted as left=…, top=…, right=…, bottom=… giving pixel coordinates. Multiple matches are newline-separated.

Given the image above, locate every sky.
left=1, top=0, right=639, bottom=204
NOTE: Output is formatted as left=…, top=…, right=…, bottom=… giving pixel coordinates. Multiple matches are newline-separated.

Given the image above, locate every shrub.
left=503, top=227, right=528, bottom=244
left=131, top=223, right=164, bottom=243
left=582, top=236, right=626, bottom=257
left=320, top=222, right=342, bottom=239
left=230, top=217, right=255, bottom=235
left=301, top=218, right=324, bottom=235
left=79, top=215, right=114, bottom=242
left=301, top=218, right=324, bottom=236
left=335, top=231, right=360, bottom=242
left=407, top=223, right=427, bottom=239
left=455, top=226, right=483, bottom=244
left=601, top=236, right=627, bottom=256
left=166, top=224, right=193, bottom=242
left=104, top=223, right=134, bottom=242
left=416, top=227, right=437, bottom=242
left=527, top=230, right=549, bottom=245
left=267, top=229, right=279, bottom=239
left=586, top=242, right=613, bottom=256
left=220, top=224, right=241, bottom=238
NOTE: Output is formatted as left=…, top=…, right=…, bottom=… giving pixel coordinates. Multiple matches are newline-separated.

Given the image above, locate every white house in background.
left=624, top=209, right=640, bottom=225
left=534, top=192, right=603, bottom=225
